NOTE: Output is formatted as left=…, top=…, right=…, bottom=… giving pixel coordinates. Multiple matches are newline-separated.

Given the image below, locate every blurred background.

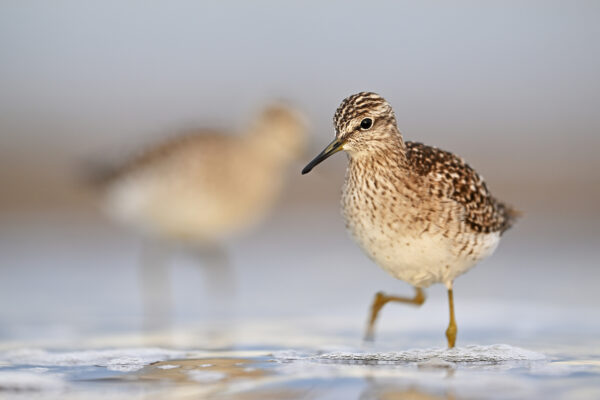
left=1, top=1, right=599, bottom=347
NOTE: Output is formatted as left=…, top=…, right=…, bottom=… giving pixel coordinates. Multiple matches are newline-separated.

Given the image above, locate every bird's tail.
left=498, top=201, right=522, bottom=234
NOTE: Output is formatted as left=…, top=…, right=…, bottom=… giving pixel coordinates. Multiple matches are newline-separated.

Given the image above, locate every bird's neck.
left=347, top=129, right=408, bottom=172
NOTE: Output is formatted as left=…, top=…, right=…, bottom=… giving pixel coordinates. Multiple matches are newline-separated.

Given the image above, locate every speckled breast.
left=341, top=171, right=500, bottom=288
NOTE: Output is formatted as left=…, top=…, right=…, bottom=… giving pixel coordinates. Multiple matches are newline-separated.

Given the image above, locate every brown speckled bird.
left=92, top=103, right=306, bottom=329
left=103, top=103, right=306, bottom=245
left=302, top=92, right=519, bottom=348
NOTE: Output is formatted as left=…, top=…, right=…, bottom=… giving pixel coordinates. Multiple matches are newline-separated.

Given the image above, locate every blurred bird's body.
left=92, top=104, right=306, bottom=329
left=302, top=92, right=519, bottom=348
left=102, top=104, right=306, bottom=247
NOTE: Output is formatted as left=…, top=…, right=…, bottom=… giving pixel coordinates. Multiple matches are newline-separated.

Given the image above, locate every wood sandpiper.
left=302, top=92, right=519, bottom=348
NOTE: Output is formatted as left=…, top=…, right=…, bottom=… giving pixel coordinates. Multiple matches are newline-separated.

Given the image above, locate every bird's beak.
left=301, top=137, right=345, bottom=175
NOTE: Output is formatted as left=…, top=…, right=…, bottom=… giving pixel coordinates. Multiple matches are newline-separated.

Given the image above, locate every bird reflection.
left=92, top=103, right=307, bottom=331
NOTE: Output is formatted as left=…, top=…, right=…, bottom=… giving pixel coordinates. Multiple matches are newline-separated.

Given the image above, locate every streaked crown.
left=333, top=92, right=396, bottom=136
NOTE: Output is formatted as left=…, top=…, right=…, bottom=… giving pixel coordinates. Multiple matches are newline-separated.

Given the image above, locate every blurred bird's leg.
left=200, top=244, right=234, bottom=293
left=193, top=244, right=236, bottom=318
left=446, top=286, right=457, bottom=348
left=139, top=239, right=173, bottom=332
left=364, top=287, right=426, bottom=342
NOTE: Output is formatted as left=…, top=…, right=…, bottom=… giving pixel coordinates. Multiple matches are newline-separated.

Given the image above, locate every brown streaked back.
left=406, top=141, right=520, bottom=235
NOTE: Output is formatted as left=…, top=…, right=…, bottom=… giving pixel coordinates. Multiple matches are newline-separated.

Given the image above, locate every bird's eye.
left=360, top=118, right=373, bottom=130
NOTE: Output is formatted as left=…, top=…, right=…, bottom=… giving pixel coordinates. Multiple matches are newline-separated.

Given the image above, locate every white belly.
left=103, top=167, right=281, bottom=244
left=346, top=216, right=500, bottom=289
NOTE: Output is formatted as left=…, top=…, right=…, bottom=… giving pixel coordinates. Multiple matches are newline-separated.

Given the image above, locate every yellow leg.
left=446, top=288, right=457, bottom=348
left=364, top=287, right=425, bottom=342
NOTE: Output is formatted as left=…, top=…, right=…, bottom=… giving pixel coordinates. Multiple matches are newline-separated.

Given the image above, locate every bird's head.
left=251, top=103, right=308, bottom=163
left=302, top=92, right=401, bottom=175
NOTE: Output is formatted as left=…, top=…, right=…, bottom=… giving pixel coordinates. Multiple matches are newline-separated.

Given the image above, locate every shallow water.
left=1, top=327, right=599, bottom=400
left=2, top=309, right=599, bottom=400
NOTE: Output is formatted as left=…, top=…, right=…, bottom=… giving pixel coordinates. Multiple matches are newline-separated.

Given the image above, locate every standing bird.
left=302, top=92, right=518, bottom=348
left=92, top=103, right=307, bottom=328
left=102, top=103, right=306, bottom=244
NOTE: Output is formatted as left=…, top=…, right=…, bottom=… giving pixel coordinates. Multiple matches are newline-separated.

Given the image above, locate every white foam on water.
left=319, top=344, right=545, bottom=363
left=0, top=371, right=65, bottom=391
left=269, top=349, right=540, bottom=400
left=156, top=364, right=180, bottom=370
left=273, top=344, right=545, bottom=364
left=271, top=350, right=312, bottom=361
left=106, top=358, right=150, bottom=372
left=416, top=357, right=455, bottom=369
left=186, top=370, right=226, bottom=383
left=1, top=348, right=187, bottom=372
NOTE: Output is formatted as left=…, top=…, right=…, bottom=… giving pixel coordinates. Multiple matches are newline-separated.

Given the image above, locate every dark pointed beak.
left=301, top=137, right=345, bottom=175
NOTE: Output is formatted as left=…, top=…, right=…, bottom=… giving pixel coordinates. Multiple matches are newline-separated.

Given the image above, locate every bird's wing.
left=406, top=141, right=519, bottom=234
left=106, top=130, right=229, bottom=180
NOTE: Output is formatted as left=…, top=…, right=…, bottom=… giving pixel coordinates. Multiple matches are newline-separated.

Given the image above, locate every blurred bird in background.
left=88, top=103, right=307, bottom=329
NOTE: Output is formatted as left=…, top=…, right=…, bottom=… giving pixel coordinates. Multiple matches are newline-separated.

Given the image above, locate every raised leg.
left=364, top=287, right=426, bottom=342
left=445, top=288, right=457, bottom=348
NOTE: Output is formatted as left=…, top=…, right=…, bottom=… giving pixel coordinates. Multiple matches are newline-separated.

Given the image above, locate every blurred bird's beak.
left=301, top=137, right=345, bottom=174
